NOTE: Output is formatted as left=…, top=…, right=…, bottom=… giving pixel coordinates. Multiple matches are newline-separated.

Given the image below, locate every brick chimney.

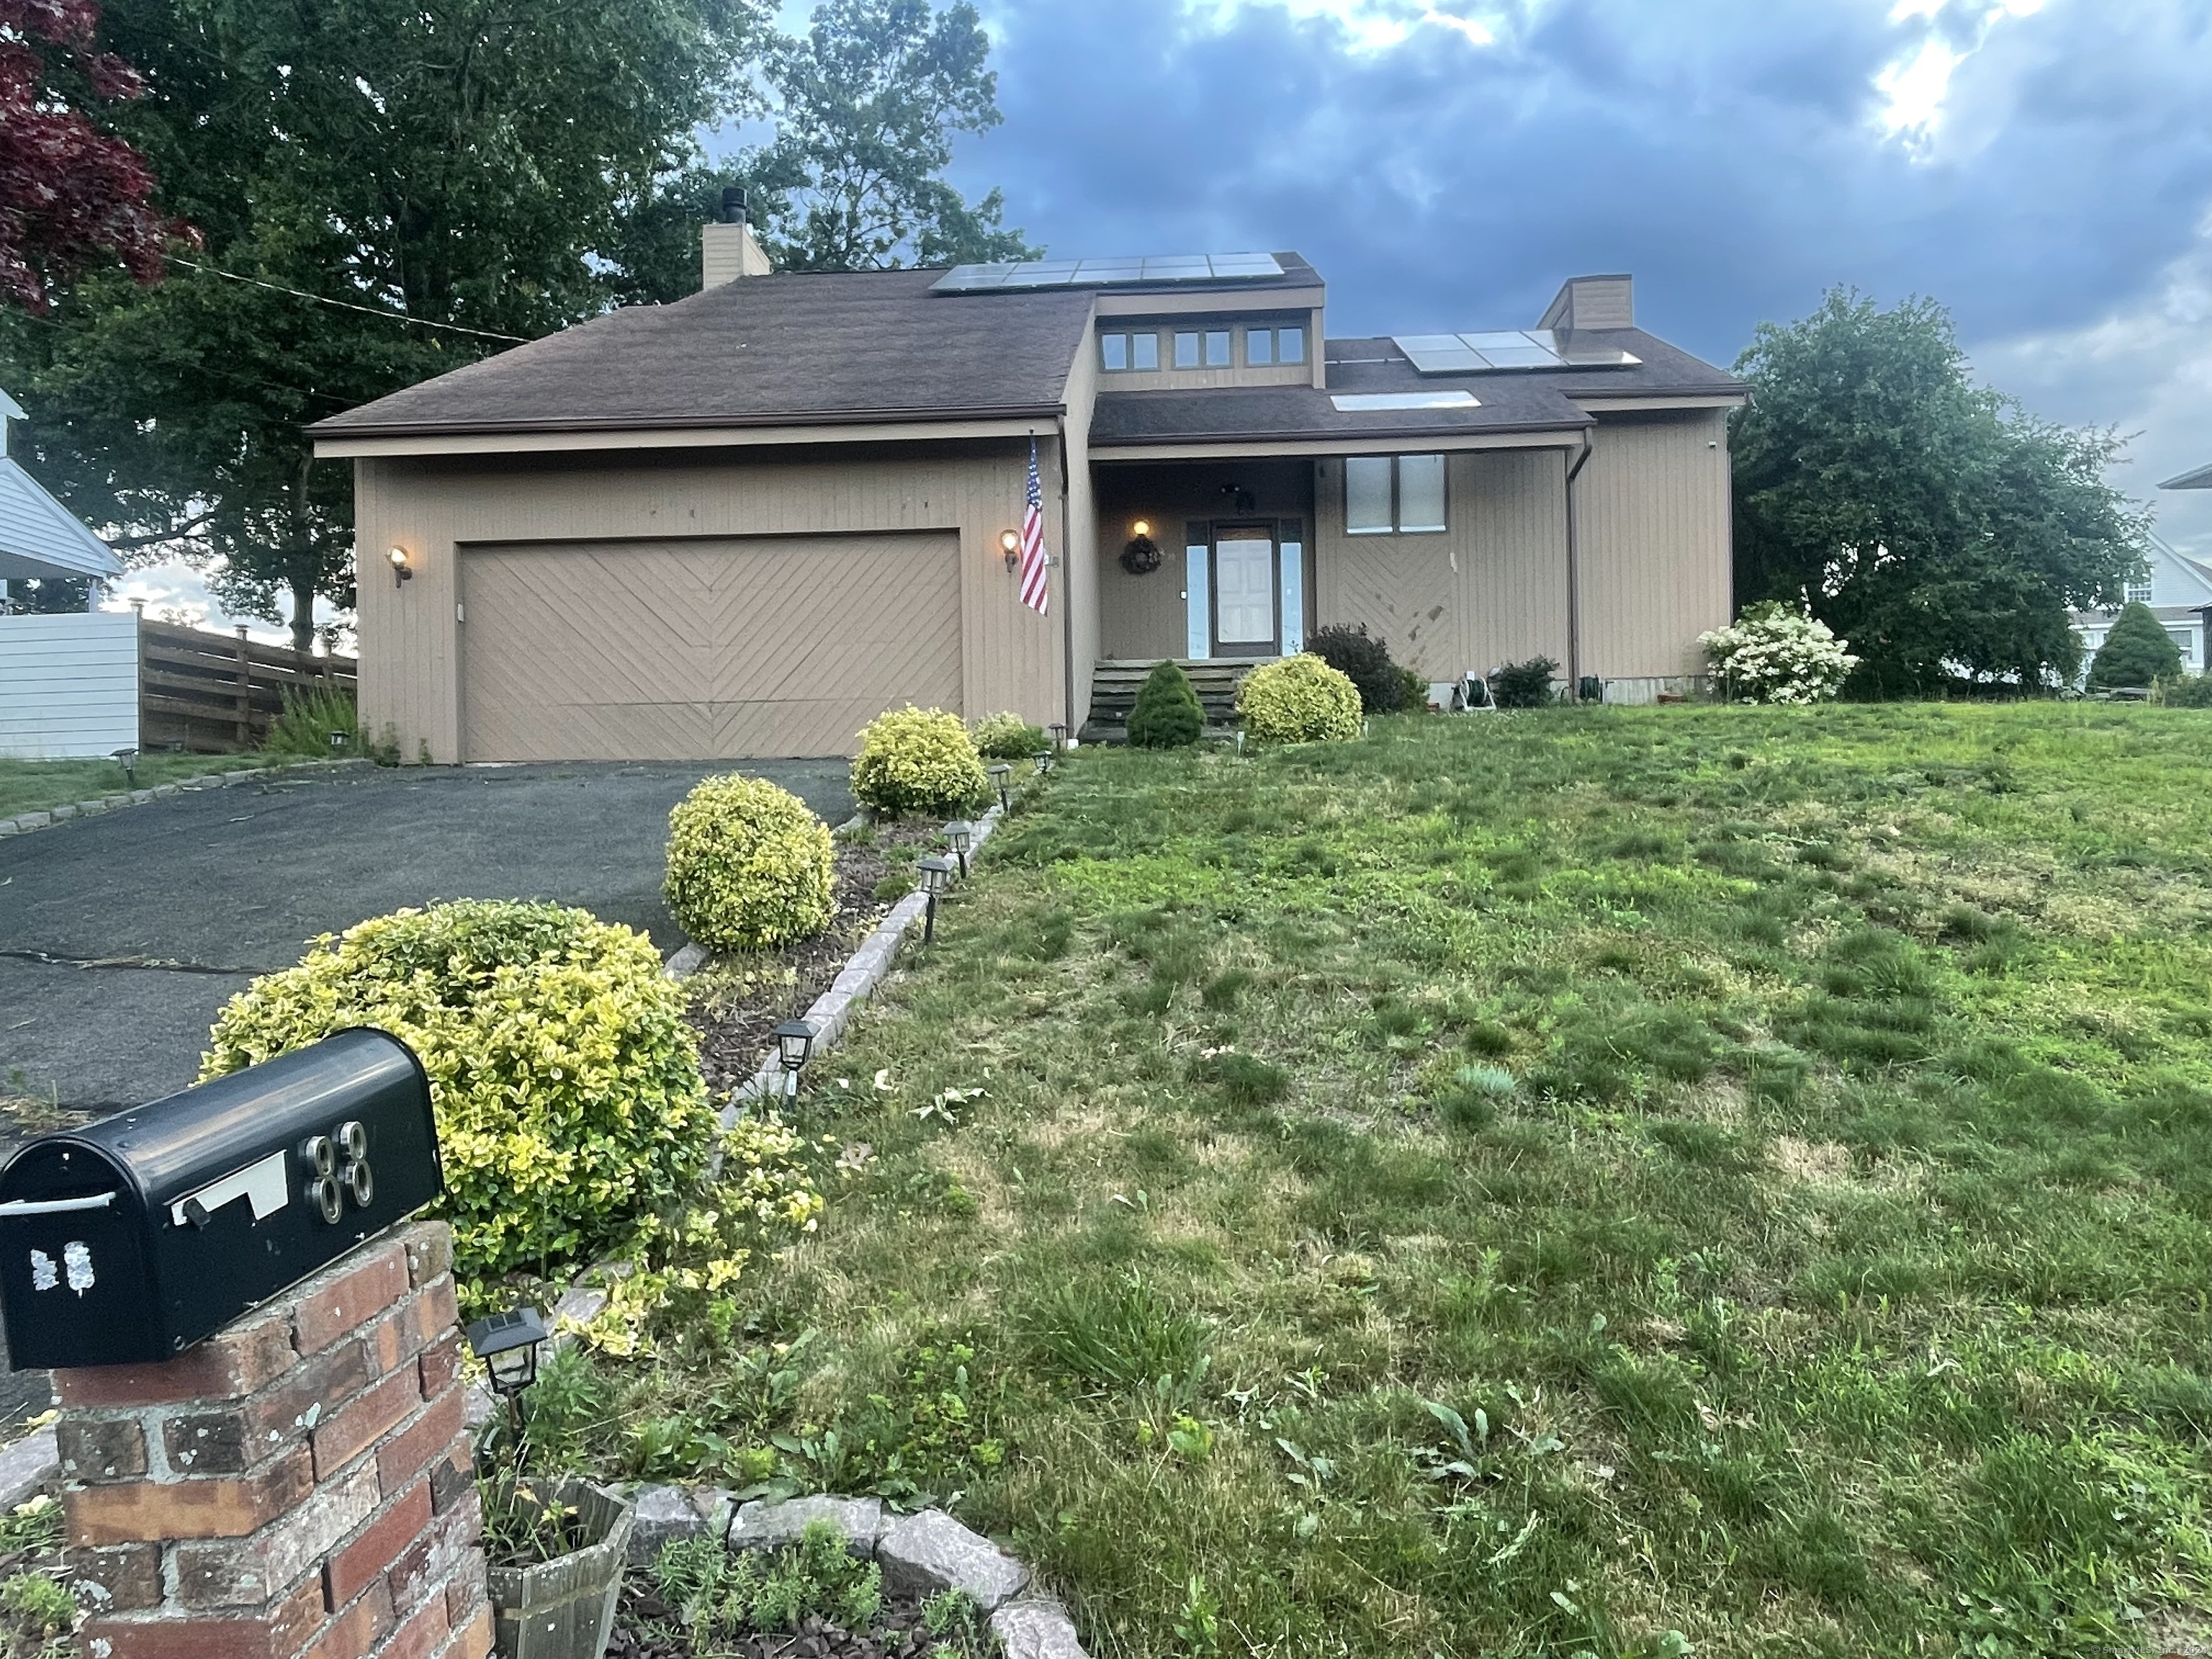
left=701, top=186, right=772, bottom=288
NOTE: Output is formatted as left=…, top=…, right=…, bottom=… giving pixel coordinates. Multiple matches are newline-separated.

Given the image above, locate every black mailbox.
left=0, top=1029, right=441, bottom=1370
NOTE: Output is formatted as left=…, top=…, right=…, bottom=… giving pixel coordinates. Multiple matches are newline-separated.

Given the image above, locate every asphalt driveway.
left=0, top=760, right=853, bottom=1113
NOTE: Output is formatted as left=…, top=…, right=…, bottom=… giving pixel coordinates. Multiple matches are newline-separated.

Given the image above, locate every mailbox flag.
left=1019, top=439, right=1050, bottom=615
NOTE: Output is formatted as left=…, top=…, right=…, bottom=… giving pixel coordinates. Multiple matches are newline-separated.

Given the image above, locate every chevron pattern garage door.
left=459, top=534, right=963, bottom=761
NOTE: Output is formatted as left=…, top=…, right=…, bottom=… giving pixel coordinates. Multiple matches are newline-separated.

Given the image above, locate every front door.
left=1213, top=526, right=1277, bottom=656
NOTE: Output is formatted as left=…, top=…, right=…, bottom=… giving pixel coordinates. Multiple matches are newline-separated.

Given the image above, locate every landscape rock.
left=16, top=813, right=50, bottom=830
left=876, top=1509, right=1028, bottom=1611
left=49, top=804, right=76, bottom=821
left=729, top=1494, right=884, bottom=1558
left=992, top=1596, right=1087, bottom=1659
left=688, top=1485, right=735, bottom=1539
left=626, top=1483, right=709, bottom=1565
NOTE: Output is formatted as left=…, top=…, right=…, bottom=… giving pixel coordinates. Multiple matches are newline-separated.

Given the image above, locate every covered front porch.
left=1079, top=657, right=1267, bottom=742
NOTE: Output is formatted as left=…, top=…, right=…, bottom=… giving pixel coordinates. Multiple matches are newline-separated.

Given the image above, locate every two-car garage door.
left=458, top=534, right=962, bottom=761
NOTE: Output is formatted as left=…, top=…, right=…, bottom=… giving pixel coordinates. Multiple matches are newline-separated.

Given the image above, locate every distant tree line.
left=0, top=0, right=1033, bottom=647
left=1730, top=289, right=2150, bottom=697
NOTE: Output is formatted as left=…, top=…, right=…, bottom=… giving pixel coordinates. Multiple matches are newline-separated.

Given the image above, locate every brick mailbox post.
left=53, top=1220, right=490, bottom=1659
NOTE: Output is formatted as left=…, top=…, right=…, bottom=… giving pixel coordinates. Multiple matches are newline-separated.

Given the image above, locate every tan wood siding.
left=1313, top=451, right=1570, bottom=680
left=458, top=534, right=959, bottom=761
left=1574, top=410, right=1732, bottom=678
left=354, top=441, right=1061, bottom=763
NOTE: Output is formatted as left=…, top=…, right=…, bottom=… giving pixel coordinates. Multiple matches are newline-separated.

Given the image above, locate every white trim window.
left=1345, top=454, right=1447, bottom=534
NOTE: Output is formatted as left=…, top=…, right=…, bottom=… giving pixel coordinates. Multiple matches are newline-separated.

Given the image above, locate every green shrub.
left=2087, top=601, right=2181, bottom=691
left=1236, top=654, right=1362, bottom=744
left=850, top=706, right=989, bottom=817
left=201, top=900, right=712, bottom=1290
left=1128, top=660, right=1204, bottom=747
left=664, top=775, right=835, bottom=953
left=1305, top=624, right=1407, bottom=713
left=265, top=685, right=396, bottom=763
left=1490, top=657, right=1560, bottom=709
left=1399, top=664, right=1430, bottom=710
left=968, top=710, right=1048, bottom=760
left=2152, top=672, right=2212, bottom=707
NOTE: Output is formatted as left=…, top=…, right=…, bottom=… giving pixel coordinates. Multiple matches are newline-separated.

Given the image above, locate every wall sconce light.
left=917, top=855, right=953, bottom=944
left=999, top=529, right=1021, bottom=574
left=986, top=763, right=1012, bottom=811
left=388, top=545, right=414, bottom=588
left=943, top=819, right=973, bottom=878
left=1132, top=519, right=1151, bottom=538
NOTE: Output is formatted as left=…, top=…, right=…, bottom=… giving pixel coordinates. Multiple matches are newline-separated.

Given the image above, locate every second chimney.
left=701, top=188, right=772, bottom=288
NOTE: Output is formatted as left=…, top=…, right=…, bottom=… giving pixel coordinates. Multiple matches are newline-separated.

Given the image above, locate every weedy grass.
left=567, top=703, right=2212, bottom=1658
left=0, top=752, right=271, bottom=819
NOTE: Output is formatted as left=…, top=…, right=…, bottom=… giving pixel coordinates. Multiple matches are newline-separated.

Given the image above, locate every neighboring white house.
left=0, top=388, right=136, bottom=757
left=2070, top=534, right=2212, bottom=678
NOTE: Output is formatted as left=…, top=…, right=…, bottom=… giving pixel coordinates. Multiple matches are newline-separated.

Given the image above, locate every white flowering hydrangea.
left=1699, top=602, right=1858, bottom=703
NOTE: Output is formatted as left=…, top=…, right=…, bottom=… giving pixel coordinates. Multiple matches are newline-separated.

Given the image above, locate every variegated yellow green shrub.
left=199, top=899, right=713, bottom=1293
left=1236, top=652, right=1364, bottom=744
left=571, top=1112, right=827, bottom=1357
left=850, top=706, right=989, bottom=817
left=664, top=775, right=835, bottom=953
left=968, top=710, right=1047, bottom=760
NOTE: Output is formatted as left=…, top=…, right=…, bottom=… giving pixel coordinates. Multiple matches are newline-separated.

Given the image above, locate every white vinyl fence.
left=0, top=611, right=138, bottom=757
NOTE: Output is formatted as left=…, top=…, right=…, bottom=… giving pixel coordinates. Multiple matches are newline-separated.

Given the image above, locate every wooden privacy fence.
left=138, top=617, right=358, bottom=753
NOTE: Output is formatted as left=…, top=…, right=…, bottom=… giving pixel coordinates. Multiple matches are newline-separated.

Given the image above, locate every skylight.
left=1393, top=330, right=1641, bottom=375
left=932, top=253, right=1286, bottom=294
left=1330, top=391, right=1480, bottom=412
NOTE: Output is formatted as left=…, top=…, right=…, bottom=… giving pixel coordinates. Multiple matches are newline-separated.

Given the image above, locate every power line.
left=165, top=257, right=531, bottom=343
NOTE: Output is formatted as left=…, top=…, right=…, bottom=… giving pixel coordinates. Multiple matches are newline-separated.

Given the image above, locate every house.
left=0, top=388, right=135, bottom=759
left=310, top=214, right=1746, bottom=763
left=2069, top=534, right=2212, bottom=678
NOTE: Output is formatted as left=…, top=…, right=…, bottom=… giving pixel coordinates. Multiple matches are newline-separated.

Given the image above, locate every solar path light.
left=917, top=855, right=953, bottom=944
left=987, top=763, right=1012, bottom=810
left=773, top=1018, right=815, bottom=1102
left=465, top=1304, right=549, bottom=1464
left=1032, top=748, right=1053, bottom=777
left=943, top=819, right=973, bottom=878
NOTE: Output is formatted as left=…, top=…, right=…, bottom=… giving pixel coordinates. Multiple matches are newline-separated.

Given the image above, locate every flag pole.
left=1055, top=415, right=1074, bottom=745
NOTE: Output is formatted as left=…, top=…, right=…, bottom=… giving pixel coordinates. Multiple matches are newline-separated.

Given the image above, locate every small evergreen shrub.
left=1490, top=657, right=1561, bottom=709
left=850, top=706, right=989, bottom=817
left=201, top=899, right=712, bottom=1290
left=1699, top=601, right=1857, bottom=703
left=1399, top=665, right=1430, bottom=710
left=968, top=710, right=1048, bottom=760
left=1128, top=659, right=1204, bottom=747
left=2087, top=601, right=2182, bottom=691
left=663, top=775, right=835, bottom=953
left=1305, top=624, right=1408, bottom=713
left=1236, top=654, right=1363, bottom=744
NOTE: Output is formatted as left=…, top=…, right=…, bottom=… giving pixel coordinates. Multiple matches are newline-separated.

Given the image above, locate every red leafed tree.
left=0, top=0, right=171, bottom=310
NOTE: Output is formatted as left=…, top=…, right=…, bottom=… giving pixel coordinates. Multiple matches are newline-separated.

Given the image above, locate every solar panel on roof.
left=930, top=252, right=1286, bottom=294
left=1392, top=328, right=1641, bottom=374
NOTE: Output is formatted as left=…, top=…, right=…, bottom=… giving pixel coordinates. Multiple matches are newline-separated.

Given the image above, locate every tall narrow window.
left=1345, top=457, right=1394, bottom=535
left=1344, top=455, right=1448, bottom=534
left=1205, top=330, right=1232, bottom=367
left=1246, top=328, right=1274, bottom=365
left=1279, top=326, right=1306, bottom=364
left=1131, top=331, right=1159, bottom=370
left=1100, top=333, right=1128, bottom=372
left=1174, top=331, right=1200, bottom=369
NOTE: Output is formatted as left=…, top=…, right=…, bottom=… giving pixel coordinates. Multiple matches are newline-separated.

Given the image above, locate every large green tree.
left=1730, top=289, right=2149, bottom=696
left=3, top=0, right=768, bottom=647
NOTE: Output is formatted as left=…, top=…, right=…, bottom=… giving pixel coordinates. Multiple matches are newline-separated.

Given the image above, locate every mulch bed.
left=685, top=819, right=948, bottom=1100
left=606, top=1574, right=992, bottom=1659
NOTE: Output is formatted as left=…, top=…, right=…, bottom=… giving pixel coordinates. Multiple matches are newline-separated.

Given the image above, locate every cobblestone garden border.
left=623, top=1488, right=1086, bottom=1659
left=0, top=756, right=375, bottom=838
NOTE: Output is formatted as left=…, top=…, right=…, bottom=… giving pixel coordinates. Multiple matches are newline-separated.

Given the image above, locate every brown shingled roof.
left=310, top=267, right=1095, bottom=436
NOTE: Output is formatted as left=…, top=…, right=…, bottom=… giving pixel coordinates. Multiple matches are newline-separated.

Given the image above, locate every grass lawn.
left=0, top=752, right=274, bottom=819
left=554, top=703, right=2212, bottom=1658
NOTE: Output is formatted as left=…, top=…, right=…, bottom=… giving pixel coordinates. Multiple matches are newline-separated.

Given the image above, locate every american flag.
left=1017, top=438, right=1051, bottom=614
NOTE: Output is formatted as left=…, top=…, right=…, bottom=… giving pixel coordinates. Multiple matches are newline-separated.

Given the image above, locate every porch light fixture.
left=943, top=819, right=973, bottom=878
left=917, top=855, right=953, bottom=944
left=1132, top=519, right=1151, bottom=537
left=987, top=762, right=1012, bottom=810
left=388, top=545, right=414, bottom=588
left=999, top=529, right=1021, bottom=573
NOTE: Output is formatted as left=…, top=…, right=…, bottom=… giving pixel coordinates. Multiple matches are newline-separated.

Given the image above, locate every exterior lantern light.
left=986, top=762, right=1012, bottom=811
left=388, top=545, right=414, bottom=587
left=917, top=855, right=953, bottom=944
left=466, top=1304, right=548, bottom=1459
left=1032, top=747, right=1053, bottom=777
left=1132, top=519, right=1151, bottom=538
left=999, top=529, right=1021, bottom=573
left=773, top=1018, right=815, bottom=1100
left=943, top=819, right=974, bottom=878
left=328, top=729, right=351, bottom=753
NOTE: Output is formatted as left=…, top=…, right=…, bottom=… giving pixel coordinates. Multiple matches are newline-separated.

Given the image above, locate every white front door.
left=1214, top=531, right=1276, bottom=653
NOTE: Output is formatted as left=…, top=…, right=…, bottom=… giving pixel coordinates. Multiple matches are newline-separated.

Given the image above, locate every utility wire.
left=165, top=256, right=531, bottom=343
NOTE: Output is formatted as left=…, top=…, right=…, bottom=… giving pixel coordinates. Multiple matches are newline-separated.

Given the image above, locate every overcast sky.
left=945, top=0, right=2212, bottom=553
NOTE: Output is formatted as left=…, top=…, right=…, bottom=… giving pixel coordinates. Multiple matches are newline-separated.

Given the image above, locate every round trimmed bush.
left=200, top=899, right=713, bottom=1290
left=851, top=706, right=989, bottom=816
left=1236, top=654, right=1363, bottom=744
left=969, top=711, right=1048, bottom=760
left=2087, top=601, right=2182, bottom=692
left=1128, top=659, right=1203, bottom=747
left=664, top=774, right=835, bottom=952
left=1305, top=624, right=1408, bottom=714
